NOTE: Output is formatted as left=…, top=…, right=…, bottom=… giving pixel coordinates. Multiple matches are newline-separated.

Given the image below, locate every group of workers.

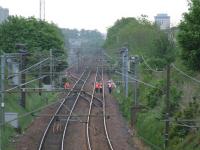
left=95, top=81, right=103, bottom=93
left=95, top=80, right=114, bottom=94
left=63, top=79, right=115, bottom=94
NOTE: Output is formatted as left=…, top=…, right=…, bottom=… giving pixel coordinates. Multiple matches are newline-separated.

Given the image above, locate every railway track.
left=38, top=69, right=91, bottom=150
left=38, top=64, right=114, bottom=150
left=86, top=67, right=114, bottom=150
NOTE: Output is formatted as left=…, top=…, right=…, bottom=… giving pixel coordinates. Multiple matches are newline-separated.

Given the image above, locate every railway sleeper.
left=79, top=94, right=101, bottom=107
left=81, top=91, right=103, bottom=104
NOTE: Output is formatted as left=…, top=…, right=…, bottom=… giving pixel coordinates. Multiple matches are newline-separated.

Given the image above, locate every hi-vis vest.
left=95, top=83, right=99, bottom=88
left=64, top=82, right=70, bottom=89
left=99, top=83, right=103, bottom=89
left=108, top=83, right=112, bottom=88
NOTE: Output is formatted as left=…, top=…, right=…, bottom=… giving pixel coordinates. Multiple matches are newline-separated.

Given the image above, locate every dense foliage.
left=0, top=16, right=64, bottom=55
left=104, top=17, right=175, bottom=69
left=169, top=99, right=200, bottom=150
left=178, top=0, right=200, bottom=71
left=105, top=15, right=200, bottom=150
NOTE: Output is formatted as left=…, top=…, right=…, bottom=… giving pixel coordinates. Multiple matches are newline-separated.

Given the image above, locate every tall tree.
left=178, top=0, right=200, bottom=71
left=0, top=16, right=64, bottom=55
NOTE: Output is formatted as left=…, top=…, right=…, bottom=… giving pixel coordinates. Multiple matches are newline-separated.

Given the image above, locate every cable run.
left=115, top=71, right=157, bottom=89
left=141, top=55, right=164, bottom=72
left=4, top=75, right=47, bottom=92
left=171, top=122, right=200, bottom=128
left=171, top=63, right=200, bottom=84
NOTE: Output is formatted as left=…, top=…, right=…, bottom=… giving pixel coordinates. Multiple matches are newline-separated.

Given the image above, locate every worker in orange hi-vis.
left=64, top=82, right=70, bottom=89
left=95, top=82, right=99, bottom=93
left=99, top=82, right=103, bottom=93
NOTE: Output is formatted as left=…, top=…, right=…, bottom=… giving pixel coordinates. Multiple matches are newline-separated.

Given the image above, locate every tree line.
left=104, top=0, right=200, bottom=149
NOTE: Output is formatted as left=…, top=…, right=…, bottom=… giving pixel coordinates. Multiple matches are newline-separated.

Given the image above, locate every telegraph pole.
left=0, top=54, right=5, bottom=150
left=165, top=64, right=170, bottom=149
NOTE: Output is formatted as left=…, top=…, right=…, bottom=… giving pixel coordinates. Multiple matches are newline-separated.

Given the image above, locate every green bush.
left=136, top=111, right=164, bottom=149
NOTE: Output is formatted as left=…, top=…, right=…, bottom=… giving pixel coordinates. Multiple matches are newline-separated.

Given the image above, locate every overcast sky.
left=0, top=0, right=189, bottom=33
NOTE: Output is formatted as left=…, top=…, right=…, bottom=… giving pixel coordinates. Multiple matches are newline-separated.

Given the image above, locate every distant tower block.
left=0, top=6, right=9, bottom=23
left=154, top=13, right=170, bottom=30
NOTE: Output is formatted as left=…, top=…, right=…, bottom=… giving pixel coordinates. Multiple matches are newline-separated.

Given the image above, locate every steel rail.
left=102, top=67, right=114, bottom=150
left=86, top=68, right=98, bottom=150
left=61, top=70, right=91, bottom=150
left=86, top=62, right=114, bottom=150
left=38, top=70, right=87, bottom=150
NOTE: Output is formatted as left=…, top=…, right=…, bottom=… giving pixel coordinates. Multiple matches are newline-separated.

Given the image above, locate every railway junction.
left=1, top=53, right=143, bottom=150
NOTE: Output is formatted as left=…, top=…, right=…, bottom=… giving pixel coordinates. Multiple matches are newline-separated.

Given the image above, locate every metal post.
left=50, top=49, right=53, bottom=87
left=134, top=57, right=139, bottom=106
left=39, top=0, right=42, bottom=19
left=39, top=57, right=42, bottom=96
left=0, top=54, right=5, bottom=150
left=130, top=56, right=140, bottom=126
left=20, top=54, right=26, bottom=108
left=52, top=52, right=55, bottom=86
left=121, top=51, right=125, bottom=86
left=124, top=48, right=128, bottom=97
left=165, top=64, right=170, bottom=149
left=43, top=0, right=45, bottom=20
left=76, top=51, right=80, bottom=73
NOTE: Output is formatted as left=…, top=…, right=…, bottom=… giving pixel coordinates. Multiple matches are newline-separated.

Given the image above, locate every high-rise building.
left=0, top=6, right=9, bottom=23
left=154, top=14, right=170, bottom=30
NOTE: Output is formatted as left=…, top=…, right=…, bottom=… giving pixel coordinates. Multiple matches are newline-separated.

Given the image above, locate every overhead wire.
left=171, top=63, right=200, bottom=84
left=105, top=50, right=200, bottom=143
left=4, top=75, right=47, bottom=92
left=4, top=58, right=77, bottom=93
left=115, top=71, right=157, bottom=89
left=7, top=57, right=49, bottom=79
left=0, top=53, right=76, bottom=128
left=171, top=122, right=200, bottom=128
left=18, top=57, right=49, bottom=74
left=141, top=55, right=164, bottom=72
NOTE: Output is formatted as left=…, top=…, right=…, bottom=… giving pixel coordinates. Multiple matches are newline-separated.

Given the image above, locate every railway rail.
left=38, top=62, right=114, bottom=150
left=86, top=66, right=114, bottom=150
left=38, top=69, right=91, bottom=150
